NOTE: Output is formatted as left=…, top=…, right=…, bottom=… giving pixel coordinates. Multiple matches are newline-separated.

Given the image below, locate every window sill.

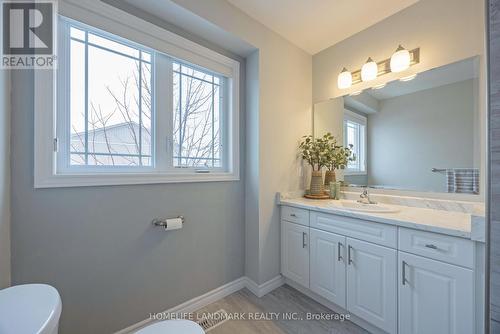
left=344, top=171, right=368, bottom=176
left=34, top=172, right=240, bottom=188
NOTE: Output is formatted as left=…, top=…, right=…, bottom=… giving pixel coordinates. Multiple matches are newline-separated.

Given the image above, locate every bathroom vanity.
left=278, top=195, right=485, bottom=334
left=300, top=52, right=487, bottom=334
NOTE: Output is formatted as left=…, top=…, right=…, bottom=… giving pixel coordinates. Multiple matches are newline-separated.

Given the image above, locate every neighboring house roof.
left=70, top=121, right=151, bottom=156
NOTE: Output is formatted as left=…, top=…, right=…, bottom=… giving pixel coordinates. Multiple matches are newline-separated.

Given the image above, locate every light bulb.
left=361, top=57, right=378, bottom=82
left=337, top=68, right=352, bottom=89
left=390, top=45, right=411, bottom=73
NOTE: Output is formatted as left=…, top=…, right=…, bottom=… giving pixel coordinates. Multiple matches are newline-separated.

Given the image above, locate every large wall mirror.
left=314, top=57, right=482, bottom=195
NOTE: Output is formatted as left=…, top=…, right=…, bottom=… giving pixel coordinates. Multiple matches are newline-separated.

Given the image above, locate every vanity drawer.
left=398, top=228, right=474, bottom=268
left=310, top=211, right=397, bottom=248
left=281, top=206, right=309, bottom=226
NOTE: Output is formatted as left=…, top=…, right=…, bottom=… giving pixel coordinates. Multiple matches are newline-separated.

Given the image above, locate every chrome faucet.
left=357, top=188, right=377, bottom=204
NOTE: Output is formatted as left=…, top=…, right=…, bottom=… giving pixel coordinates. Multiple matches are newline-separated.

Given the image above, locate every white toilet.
left=135, top=320, right=205, bottom=334
left=0, top=284, right=62, bottom=334
left=0, top=283, right=203, bottom=334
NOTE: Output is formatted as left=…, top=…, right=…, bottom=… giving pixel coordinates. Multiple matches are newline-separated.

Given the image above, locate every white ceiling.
left=225, top=0, right=420, bottom=54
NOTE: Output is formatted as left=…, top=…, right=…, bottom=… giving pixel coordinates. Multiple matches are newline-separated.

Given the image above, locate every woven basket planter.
left=324, top=170, right=336, bottom=187
left=310, top=171, right=324, bottom=195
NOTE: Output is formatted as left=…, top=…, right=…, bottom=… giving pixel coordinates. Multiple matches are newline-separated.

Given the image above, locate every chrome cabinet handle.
left=348, top=245, right=353, bottom=265
left=425, top=244, right=438, bottom=249
left=338, top=242, right=343, bottom=262
left=402, top=261, right=409, bottom=285
left=302, top=232, right=307, bottom=248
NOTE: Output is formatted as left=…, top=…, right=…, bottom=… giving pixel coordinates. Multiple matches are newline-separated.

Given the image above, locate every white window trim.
left=343, top=109, right=367, bottom=176
left=34, top=0, right=240, bottom=188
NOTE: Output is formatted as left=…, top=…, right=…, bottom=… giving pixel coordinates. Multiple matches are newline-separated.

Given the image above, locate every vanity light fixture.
left=400, top=73, right=418, bottom=81
left=390, top=45, right=411, bottom=73
left=338, top=68, right=353, bottom=89
left=337, top=47, right=419, bottom=89
left=361, top=57, right=378, bottom=82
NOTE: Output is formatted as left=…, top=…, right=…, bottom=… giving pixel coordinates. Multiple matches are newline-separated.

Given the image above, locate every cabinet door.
left=281, top=221, right=309, bottom=288
left=310, top=229, right=346, bottom=308
left=346, top=238, right=397, bottom=334
left=399, top=251, right=474, bottom=334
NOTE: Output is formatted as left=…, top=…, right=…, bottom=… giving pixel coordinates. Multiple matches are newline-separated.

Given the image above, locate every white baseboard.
left=114, top=275, right=283, bottom=334
left=244, top=275, right=285, bottom=298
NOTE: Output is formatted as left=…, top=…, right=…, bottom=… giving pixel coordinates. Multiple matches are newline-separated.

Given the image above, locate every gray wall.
left=170, top=0, right=312, bottom=286
left=10, top=16, right=246, bottom=334
left=489, top=0, right=500, bottom=331
left=0, top=69, right=10, bottom=289
left=367, top=80, right=475, bottom=192
left=244, top=50, right=260, bottom=284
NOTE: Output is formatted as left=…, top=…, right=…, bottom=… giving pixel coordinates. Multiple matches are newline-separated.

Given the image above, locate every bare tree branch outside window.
left=173, top=62, right=221, bottom=168
left=69, top=29, right=222, bottom=168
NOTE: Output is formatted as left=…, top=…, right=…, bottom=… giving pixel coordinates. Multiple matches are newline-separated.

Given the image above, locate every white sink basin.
left=338, top=201, right=400, bottom=213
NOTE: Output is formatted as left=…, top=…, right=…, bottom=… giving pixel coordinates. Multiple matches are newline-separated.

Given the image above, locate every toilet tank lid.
left=0, top=284, right=62, bottom=334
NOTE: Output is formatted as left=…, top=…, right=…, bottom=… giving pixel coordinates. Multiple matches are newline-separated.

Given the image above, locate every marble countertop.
left=278, top=197, right=484, bottom=240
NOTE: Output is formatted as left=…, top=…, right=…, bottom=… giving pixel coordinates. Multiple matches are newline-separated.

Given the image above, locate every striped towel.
left=446, top=168, right=479, bottom=194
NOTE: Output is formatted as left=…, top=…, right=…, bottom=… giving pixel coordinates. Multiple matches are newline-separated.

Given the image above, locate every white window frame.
left=343, top=109, right=367, bottom=175
left=57, top=19, right=160, bottom=174
left=34, top=0, right=240, bottom=188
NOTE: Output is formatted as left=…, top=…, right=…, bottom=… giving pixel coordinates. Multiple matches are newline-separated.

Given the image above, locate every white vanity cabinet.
left=398, top=251, right=474, bottom=334
left=280, top=205, right=479, bottom=334
left=281, top=220, right=310, bottom=288
left=309, top=229, right=346, bottom=307
left=346, top=238, right=397, bottom=334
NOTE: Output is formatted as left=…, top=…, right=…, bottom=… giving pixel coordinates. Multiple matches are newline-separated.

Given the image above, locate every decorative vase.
left=310, top=171, right=324, bottom=195
left=334, top=181, right=341, bottom=200
left=329, top=181, right=336, bottom=199
left=324, top=170, right=336, bottom=187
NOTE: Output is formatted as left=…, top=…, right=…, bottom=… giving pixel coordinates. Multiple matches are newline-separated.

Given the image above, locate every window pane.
left=346, top=121, right=361, bottom=170
left=69, top=39, right=86, bottom=165
left=70, top=27, right=85, bottom=40
left=141, top=61, right=153, bottom=157
left=177, top=63, right=218, bottom=84
left=141, top=51, right=151, bottom=62
left=213, top=85, right=221, bottom=165
left=173, top=62, right=222, bottom=168
left=69, top=25, right=152, bottom=167
left=88, top=33, right=140, bottom=59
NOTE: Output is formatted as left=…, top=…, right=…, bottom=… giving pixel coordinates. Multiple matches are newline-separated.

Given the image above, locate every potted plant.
left=299, top=134, right=330, bottom=195
left=322, top=133, right=338, bottom=187
left=320, top=133, right=356, bottom=187
left=334, top=144, right=356, bottom=169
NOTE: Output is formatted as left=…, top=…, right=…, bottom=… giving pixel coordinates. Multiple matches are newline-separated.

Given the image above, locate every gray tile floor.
left=194, top=285, right=369, bottom=334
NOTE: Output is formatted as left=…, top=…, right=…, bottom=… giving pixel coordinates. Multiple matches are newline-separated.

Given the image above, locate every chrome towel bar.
left=431, top=168, right=447, bottom=172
